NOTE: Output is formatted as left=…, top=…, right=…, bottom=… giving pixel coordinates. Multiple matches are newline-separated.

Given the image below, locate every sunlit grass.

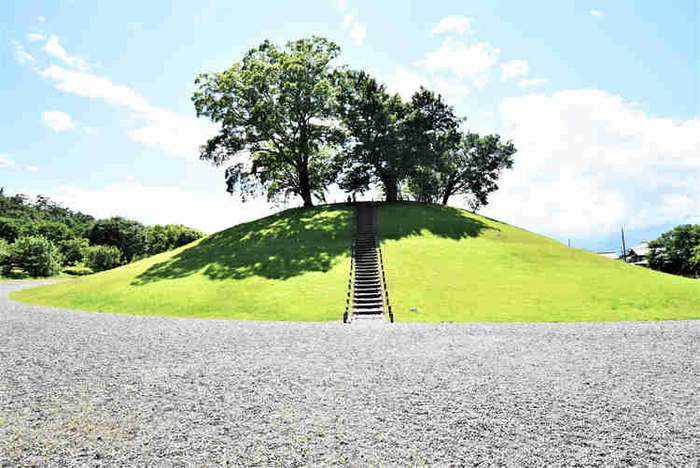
left=11, top=202, right=700, bottom=322
left=380, top=203, right=700, bottom=322
left=11, top=205, right=352, bottom=321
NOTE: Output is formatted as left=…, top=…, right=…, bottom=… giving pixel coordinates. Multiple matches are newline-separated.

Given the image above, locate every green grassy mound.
left=379, top=203, right=700, bottom=322
left=11, top=205, right=352, bottom=321
left=11, top=202, right=700, bottom=322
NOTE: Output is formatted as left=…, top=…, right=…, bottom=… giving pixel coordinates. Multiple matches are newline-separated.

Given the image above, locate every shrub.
left=63, top=264, right=94, bottom=276
left=0, top=217, right=20, bottom=243
left=7, top=236, right=62, bottom=277
left=59, top=237, right=90, bottom=266
left=4, top=267, right=29, bottom=279
left=83, top=245, right=122, bottom=272
left=0, top=239, right=10, bottom=267
left=89, top=217, right=147, bottom=262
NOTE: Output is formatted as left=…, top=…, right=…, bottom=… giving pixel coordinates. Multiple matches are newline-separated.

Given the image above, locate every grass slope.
left=11, top=202, right=700, bottom=322
left=380, top=203, right=700, bottom=322
left=11, top=205, right=352, bottom=321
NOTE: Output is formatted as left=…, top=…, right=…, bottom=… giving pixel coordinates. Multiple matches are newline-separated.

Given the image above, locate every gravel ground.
left=1, top=281, right=699, bottom=467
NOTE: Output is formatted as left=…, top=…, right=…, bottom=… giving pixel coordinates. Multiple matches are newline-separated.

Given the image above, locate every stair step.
left=354, top=293, right=381, bottom=299
left=354, top=308, right=384, bottom=314
left=354, top=295, right=382, bottom=302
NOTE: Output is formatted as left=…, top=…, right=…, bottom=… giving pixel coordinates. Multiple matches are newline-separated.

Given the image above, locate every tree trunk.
left=299, top=167, right=314, bottom=207
left=441, top=192, right=451, bottom=205
left=384, top=177, right=398, bottom=202
left=441, top=175, right=456, bottom=205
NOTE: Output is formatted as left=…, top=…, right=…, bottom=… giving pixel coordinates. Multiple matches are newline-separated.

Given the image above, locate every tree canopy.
left=438, top=133, right=516, bottom=207
left=193, top=38, right=515, bottom=208
left=648, top=224, right=700, bottom=277
left=0, top=190, right=203, bottom=277
left=192, top=36, right=344, bottom=207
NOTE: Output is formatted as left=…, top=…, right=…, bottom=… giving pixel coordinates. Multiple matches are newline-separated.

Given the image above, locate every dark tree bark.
left=383, top=175, right=398, bottom=202
left=299, top=167, right=314, bottom=207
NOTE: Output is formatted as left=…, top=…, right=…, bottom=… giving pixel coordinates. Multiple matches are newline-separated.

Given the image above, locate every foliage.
left=334, top=70, right=406, bottom=200
left=0, top=192, right=95, bottom=237
left=89, top=217, right=147, bottom=263
left=5, top=236, right=62, bottom=277
left=146, top=224, right=204, bottom=255
left=335, top=73, right=462, bottom=202
left=408, top=132, right=516, bottom=207
left=192, top=37, right=344, bottom=207
left=0, top=217, right=22, bottom=243
left=83, top=245, right=122, bottom=272
left=63, top=264, right=94, bottom=276
left=59, top=237, right=90, bottom=266
left=0, top=238, right=10, bottom=267
left=36, top=221, right=72, bottom=244
left=4, top=267, right=30, bottom=279
left=648, top=224, right=700, bottom=277
left=1, top=190, right=203, bottom=268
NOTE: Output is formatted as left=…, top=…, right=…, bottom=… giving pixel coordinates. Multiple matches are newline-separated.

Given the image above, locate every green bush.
left=84, top=245, right=122, bottom=272
left=7, top=236, right=62, bottom=277
left=0, top=217, right=20, bottom=243
left=63, top=264, right=94, bottom=276
left=59, top=237, right=90, bottom=266
left=0, top=239, right=10, bottom=267
left=4, top=267, right=29, bottom=279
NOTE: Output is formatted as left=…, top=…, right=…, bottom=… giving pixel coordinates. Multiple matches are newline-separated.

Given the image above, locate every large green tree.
left=335, top=70, right=406, bottom=201
left=89, top=217, right=147, bottom=263
left=336, top=75, right=461, bottom=202
left=428, top=132, right=516, bottom=207
left=192, top=37, right=344, bottom=207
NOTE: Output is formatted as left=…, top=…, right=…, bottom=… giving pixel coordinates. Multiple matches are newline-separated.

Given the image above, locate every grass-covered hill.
left=11, top=205, right=352, bottom=321
left=379, top=204, right=699, bottom=322
left=11, top=203, right=700, bottom=322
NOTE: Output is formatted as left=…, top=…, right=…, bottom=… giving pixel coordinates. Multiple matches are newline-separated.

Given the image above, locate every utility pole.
left=621, top=226, right=627, bottom=263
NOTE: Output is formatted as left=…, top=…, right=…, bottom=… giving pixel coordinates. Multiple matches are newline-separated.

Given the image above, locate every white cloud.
left=517, top=77, right=546, bottom=88
left=26, top=165, right=39, bottom=173
left=500, top=59, right=529, bottom=82
left=43, top=35, right=90, bottom=71
left=28, top=33, right=46, bottom=42
left=386, top=66, right=430, bottom=101
left=590, top=10, right=604, bottom=17
left=0, top=154, right=15, bottom=168
left=40, top=65, right=217, bottom=159
left=333, top=1, right=366, bottom=45
left=40, top=65, right=151, bottom=112
left=41, top=110, right=77, bottom=132
left=430, top=16, right=473, bottom=36
left=417, top=38, right=500, bottom=88
left=10, top=39, right=35, bottom=64
left=50, top=183, right=278, bottom=234
left=479, top=90, right=700, bottom=237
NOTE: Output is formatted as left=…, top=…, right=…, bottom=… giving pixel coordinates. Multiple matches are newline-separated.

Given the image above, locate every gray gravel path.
left=1, top=281, right=699, bottom=467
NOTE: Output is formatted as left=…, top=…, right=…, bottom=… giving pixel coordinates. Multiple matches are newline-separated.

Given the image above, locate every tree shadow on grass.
left=132, top=202, right=493, bottom=285
left=378, top=202, right=496, bottom=241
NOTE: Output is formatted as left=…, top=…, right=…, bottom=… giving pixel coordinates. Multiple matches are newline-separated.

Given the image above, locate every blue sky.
left=1, top=0, right=698, bottom=253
